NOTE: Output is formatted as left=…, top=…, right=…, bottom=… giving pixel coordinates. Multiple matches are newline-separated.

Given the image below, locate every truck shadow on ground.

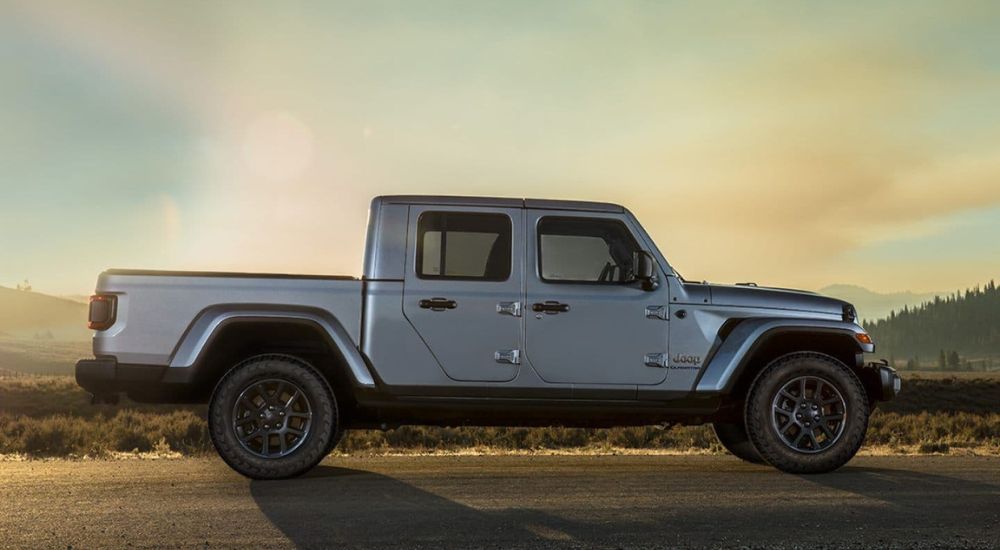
left=249, top=459, right=1000, bottom=548
left=249, top=465, right=584, bottom=548
left=799, top=461, right=1000, bottom=510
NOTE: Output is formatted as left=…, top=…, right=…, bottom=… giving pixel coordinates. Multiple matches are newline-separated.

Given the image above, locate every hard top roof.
left=376, top=195, right=624, bottom=213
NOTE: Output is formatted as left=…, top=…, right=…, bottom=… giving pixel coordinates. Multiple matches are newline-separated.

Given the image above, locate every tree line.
left=865, top=280, right=1000, bottom=371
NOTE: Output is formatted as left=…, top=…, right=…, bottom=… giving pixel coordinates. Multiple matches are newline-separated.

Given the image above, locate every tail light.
left=88, top=295, right=118, bottom=331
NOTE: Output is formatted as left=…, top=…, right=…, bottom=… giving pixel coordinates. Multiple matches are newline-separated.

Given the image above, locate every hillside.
left=0, top=286, right=90, bottom=341
left=866, top=281, right=1000, bottom=370
left=0, top=338, right=91, bottom=375
left=818, top=284, right=941, bottom=322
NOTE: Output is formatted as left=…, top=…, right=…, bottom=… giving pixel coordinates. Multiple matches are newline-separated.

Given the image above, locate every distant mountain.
left=817, top=284, right=942, bottom=322
left=0, top=286, right=90, bottom=341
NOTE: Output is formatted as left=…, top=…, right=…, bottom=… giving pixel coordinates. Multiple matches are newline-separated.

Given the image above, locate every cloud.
left=605, top=25, right=1000, bottom=289
left=5, top=1, right=1000, bottom=293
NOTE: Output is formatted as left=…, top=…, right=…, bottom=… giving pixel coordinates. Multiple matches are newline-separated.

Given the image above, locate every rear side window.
left=416, top=212, right=511, bottom=281
left=538, top=217, right=640, bottom=283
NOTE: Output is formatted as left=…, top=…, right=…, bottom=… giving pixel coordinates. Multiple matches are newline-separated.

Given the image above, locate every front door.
left=524, top=211, right=669, bottom=385
left=402, top=206, right=524, bottom=382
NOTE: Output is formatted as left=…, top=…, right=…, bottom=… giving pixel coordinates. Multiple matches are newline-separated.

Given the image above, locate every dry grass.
left=879, top=374, right=1000, bottom=414
left=0, top=337, right=91, bottom=376
left=1, top=371, right=998, bottom=458
left=0, top=370, right=195, bottom=418
left=0, top=410, right=209, bottom=457
left=2, top=410, right=997, bottom=459
left=901, top=371, right=1000, bottom=380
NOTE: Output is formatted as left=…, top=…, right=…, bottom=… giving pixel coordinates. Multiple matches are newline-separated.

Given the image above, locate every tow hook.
left=868, top=359, right=902, bottom=401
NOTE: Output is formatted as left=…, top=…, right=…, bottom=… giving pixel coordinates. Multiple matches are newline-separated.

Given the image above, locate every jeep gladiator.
left=76, top=195, right=900, bottom=478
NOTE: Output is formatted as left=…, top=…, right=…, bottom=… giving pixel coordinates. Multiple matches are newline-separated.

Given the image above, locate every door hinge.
left=645, top=305, right=668, bottom=320
left=496, top=301, right=522, bottom=317
left=495, top=349, right=521, bottom=365
left=644, top=352, right=667, bottom=368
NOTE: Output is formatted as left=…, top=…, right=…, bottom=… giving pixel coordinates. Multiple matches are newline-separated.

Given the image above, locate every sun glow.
left=3, top=1, right=1000, bottom=294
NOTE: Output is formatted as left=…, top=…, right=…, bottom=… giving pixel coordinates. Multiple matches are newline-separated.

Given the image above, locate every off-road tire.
left=209, top=354, right=338, bottom=480
left=713, top=419, right=766, bottom=464
left=745, top=352, right=869, bottom=474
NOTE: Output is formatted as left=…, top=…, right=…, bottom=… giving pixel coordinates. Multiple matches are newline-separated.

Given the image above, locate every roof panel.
left=375, top=195, right=623, bottom=213
left=378, top=195, right=523, bottom=208
left=523, top=198, right=623, bottom=213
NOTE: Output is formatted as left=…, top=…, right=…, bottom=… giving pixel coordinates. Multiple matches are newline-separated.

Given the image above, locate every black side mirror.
left=631, top=251, right=658, bottom=291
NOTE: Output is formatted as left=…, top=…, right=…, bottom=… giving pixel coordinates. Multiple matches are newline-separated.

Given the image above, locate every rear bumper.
left=75, top=358, right=201, bottom=403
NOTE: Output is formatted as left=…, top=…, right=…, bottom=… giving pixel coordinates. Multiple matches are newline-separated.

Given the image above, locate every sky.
left=2, top=1, right=999, bottom=295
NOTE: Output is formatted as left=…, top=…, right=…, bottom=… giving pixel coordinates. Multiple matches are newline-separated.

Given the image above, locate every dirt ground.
left=2, top=454, right=998, bottom=549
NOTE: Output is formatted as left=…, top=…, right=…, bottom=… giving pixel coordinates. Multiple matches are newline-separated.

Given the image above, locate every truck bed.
left=104, top=268, right=357, bottom=281
left=93, top=270, right=364, bottom=367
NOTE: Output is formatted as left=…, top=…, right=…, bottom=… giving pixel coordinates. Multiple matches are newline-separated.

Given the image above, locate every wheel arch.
left=163, top=305, right=376, bottom=402
left=696, top=318, right=873, bottom=401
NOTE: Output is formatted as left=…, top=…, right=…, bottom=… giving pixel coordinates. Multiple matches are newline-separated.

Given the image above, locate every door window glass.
left=416, top=212, right=511, bottom=281
left=538, top=217, right=640, bottom=283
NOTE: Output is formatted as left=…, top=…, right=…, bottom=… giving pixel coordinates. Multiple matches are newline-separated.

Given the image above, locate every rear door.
left=523, top=211, right=669, bottom=385
left=402, top=206, right=524, bottom=382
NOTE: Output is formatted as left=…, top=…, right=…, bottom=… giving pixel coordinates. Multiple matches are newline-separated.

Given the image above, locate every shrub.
left=0, top=410, right=213, bottom=457
left=2, top=371, right=998, bottom=455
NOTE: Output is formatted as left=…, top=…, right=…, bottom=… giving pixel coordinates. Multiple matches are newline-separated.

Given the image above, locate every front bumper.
left=866, top=360, right=901, bottom=401
left=75, top=358, right=200, bottom=403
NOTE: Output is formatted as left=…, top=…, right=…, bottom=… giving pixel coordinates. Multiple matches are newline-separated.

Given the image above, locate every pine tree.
left=866, top=280, right=999, bottom=371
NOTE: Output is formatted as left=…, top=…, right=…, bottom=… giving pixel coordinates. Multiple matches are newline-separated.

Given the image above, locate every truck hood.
left=703, top=283, right=850, bottom=317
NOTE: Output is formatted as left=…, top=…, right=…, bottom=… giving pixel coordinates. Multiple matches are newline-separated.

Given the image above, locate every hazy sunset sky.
left=2, top=1, right=999, bottom=295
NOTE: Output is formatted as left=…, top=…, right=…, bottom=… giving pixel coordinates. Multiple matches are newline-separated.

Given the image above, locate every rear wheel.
left=713, top=419, right=765, bottom=464
left=209, top=354, right=338, bottom=479
left=745, top=352, right=869, bottom=474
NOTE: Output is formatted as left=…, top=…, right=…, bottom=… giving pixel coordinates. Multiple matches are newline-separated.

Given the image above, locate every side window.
left=416, top=212, right=511, bottom=281
left=538, top=217, right=641, bottom=283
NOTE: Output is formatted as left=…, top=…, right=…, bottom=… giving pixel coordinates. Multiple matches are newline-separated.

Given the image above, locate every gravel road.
left=2, top=455, right=998, bottom=548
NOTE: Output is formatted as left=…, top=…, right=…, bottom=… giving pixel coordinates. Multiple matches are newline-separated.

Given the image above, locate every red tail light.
left=88, top=295, right=118, bottom=331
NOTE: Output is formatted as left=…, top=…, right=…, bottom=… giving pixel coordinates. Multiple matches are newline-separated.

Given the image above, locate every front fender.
left=167, top=304, right=376, bottom=388
left=694, top=318, right=872, bottom=395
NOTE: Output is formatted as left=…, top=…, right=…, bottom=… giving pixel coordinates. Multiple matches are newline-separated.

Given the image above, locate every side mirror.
left=632, top=251, right=658, bottom=291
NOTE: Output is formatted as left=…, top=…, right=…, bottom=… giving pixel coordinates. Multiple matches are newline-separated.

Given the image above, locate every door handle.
left=532, top=301, right=570, bottom=314
left=419, top=297, right=457, bottom=311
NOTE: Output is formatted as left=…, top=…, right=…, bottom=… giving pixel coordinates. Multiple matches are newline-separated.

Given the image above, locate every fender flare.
left=166, top=304, right=376, bottom=388
left=694, top=318, right=872, bottom=395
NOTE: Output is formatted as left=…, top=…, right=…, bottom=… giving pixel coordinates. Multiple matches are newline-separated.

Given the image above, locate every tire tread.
left=208, top=354, right=338, bottom=480
left=744, top=352, right=869, bottom=474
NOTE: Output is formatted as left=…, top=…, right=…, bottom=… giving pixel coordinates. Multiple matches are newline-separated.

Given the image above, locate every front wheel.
left=745, top=353, right=869, bottom=474
left=209, top=354, right=338, bottom=479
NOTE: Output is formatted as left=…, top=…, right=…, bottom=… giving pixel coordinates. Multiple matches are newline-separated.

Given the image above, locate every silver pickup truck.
left=77, top=195, right=900, bottom=478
